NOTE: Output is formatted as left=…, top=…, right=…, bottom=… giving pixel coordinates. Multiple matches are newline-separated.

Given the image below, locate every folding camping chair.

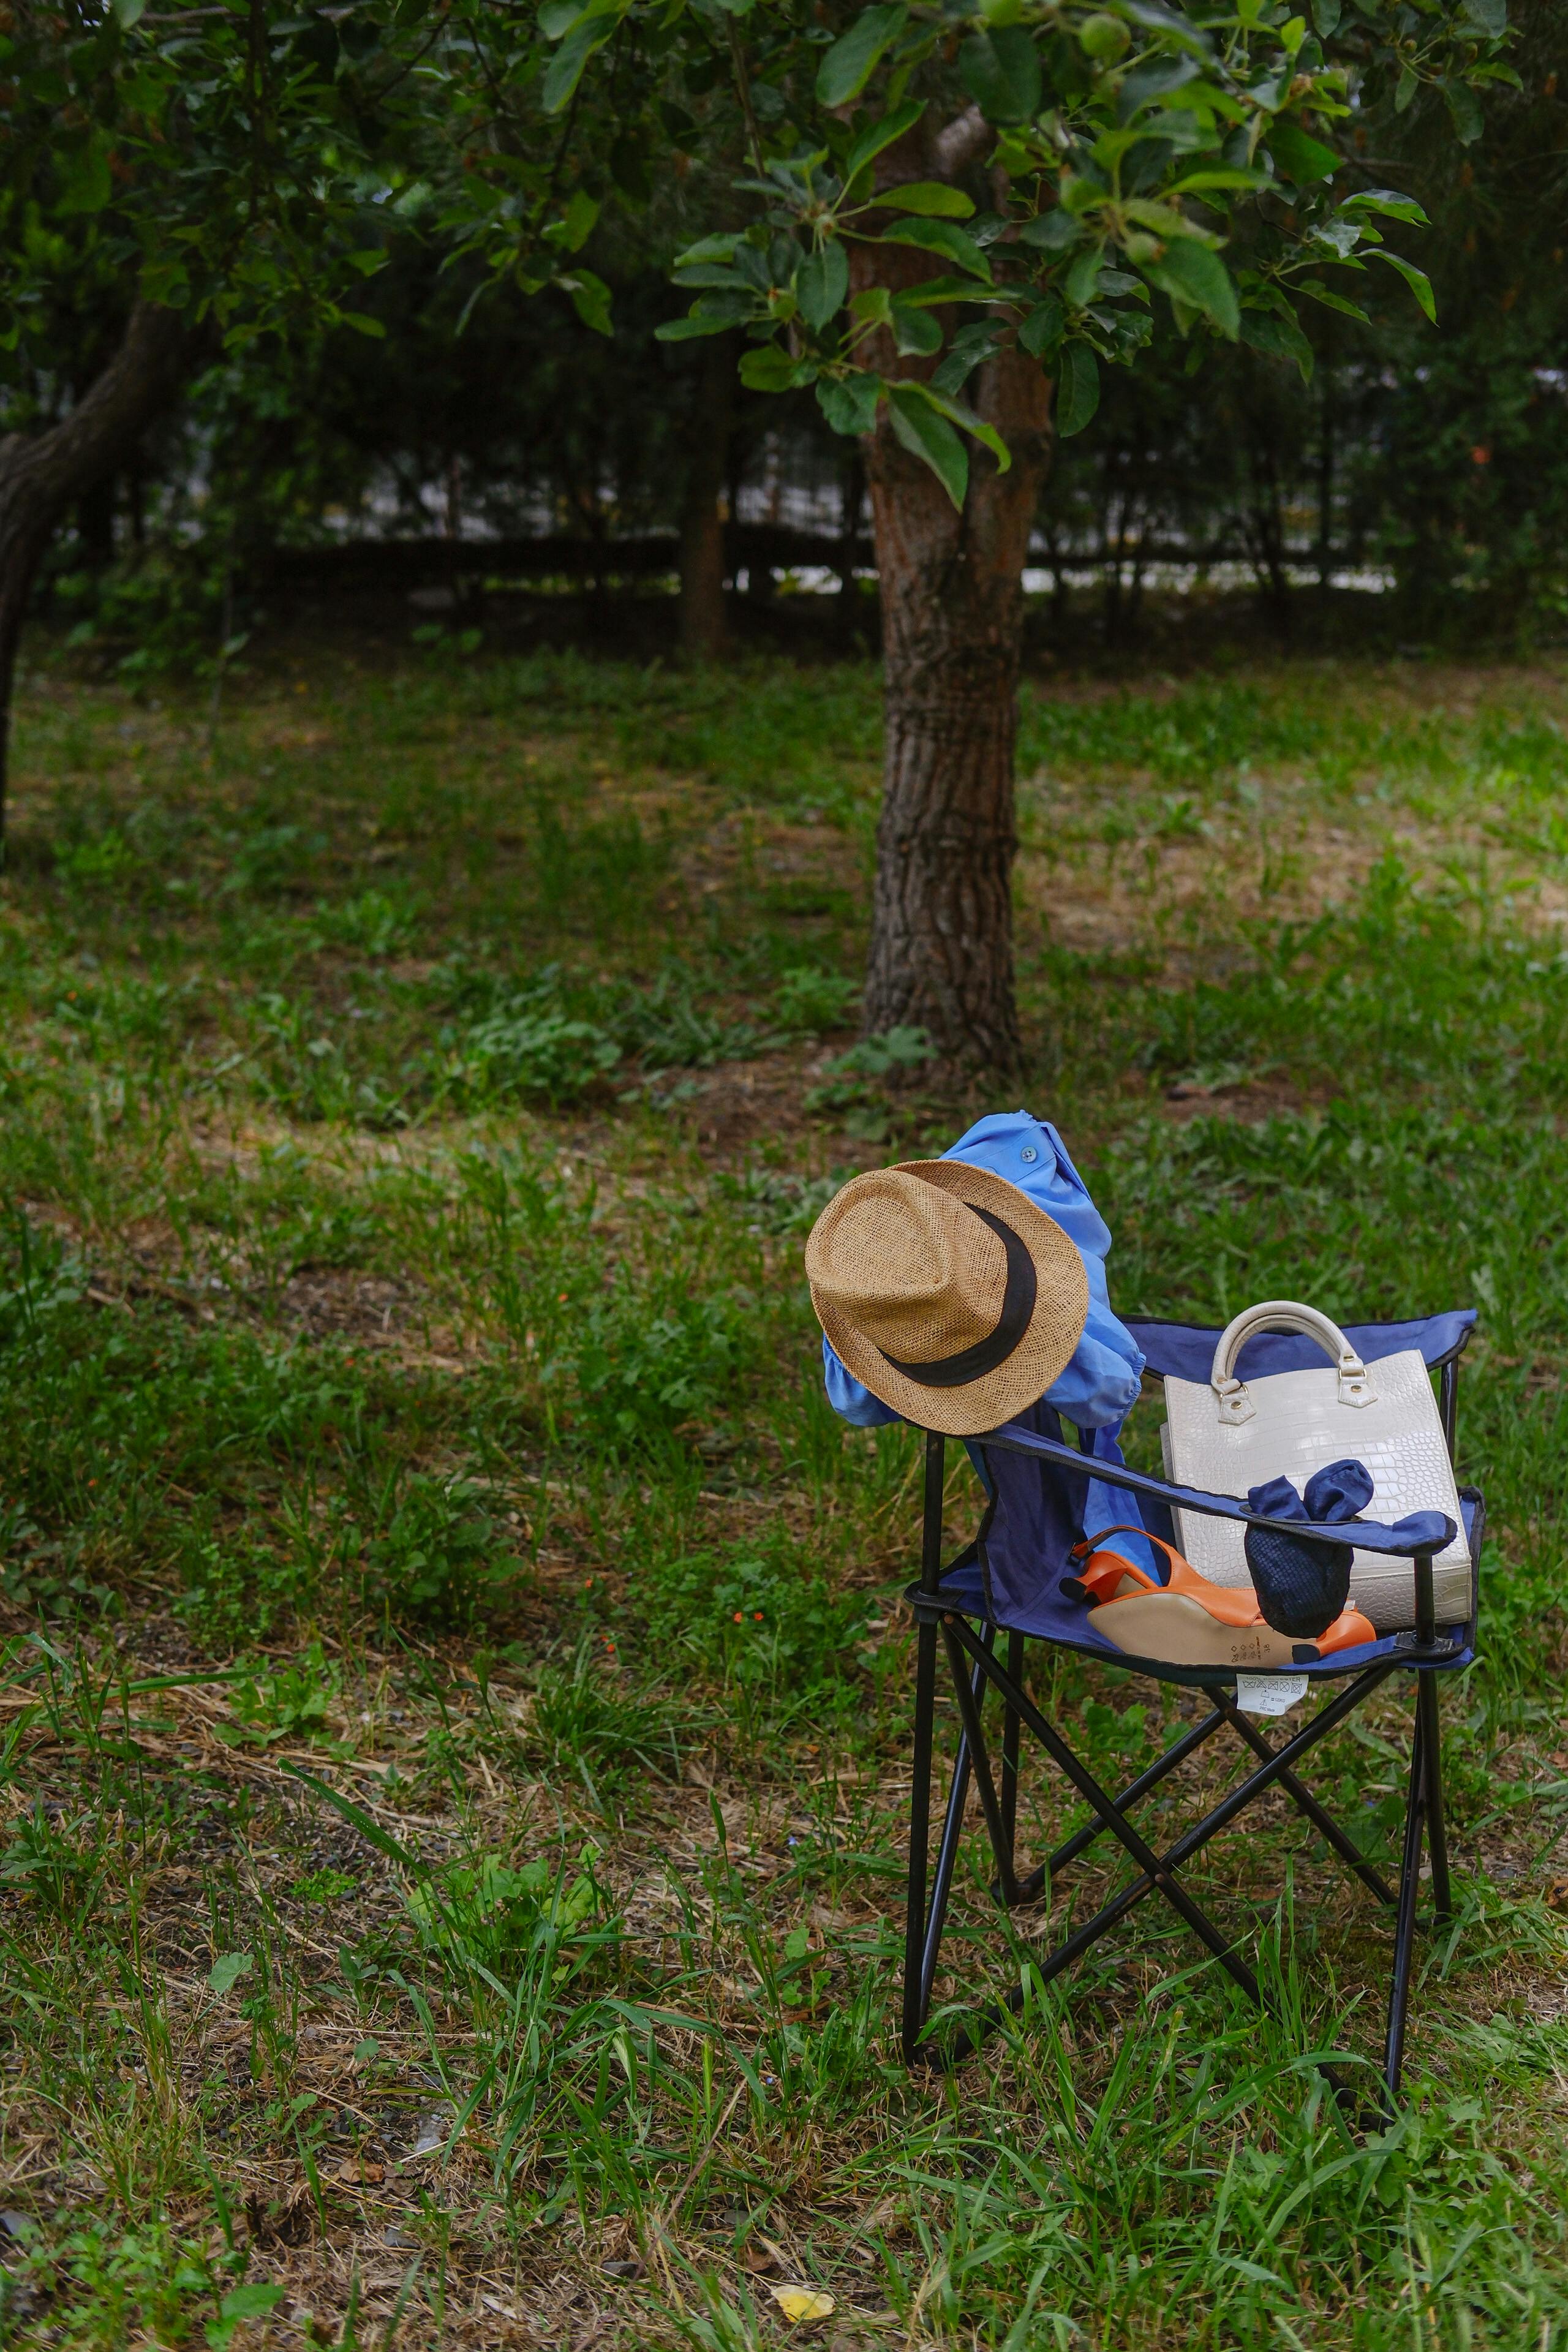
left=900, top=1311, right=1482, bottom=2112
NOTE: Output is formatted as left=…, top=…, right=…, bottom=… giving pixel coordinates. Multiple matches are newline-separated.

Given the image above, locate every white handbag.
left=1159, top=1300, right=1471, bottom=1634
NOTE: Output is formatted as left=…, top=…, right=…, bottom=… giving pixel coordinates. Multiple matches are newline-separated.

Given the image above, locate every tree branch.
left=933, top=104, right=990, bottom=181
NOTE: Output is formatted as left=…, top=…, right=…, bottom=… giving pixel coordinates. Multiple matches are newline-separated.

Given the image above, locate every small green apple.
left=1079, top=12, right=1132, bottom=60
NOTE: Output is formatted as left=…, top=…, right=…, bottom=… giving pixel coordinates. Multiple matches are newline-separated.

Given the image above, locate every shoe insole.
left=1093, top=1593, right=1313, bottom=1669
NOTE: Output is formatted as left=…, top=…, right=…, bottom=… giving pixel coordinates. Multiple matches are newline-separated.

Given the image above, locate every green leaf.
left=1167, top=167, right=1272, bottom=194
left=881, top=182, right=976, bottom=217
left=738, top=345, right=807, bottom=391
left=1139, top=237, right=1239, bottom=335
left=542, top=15, right=615, bottom=113
left=1063, top=246, right=1102, bottom=307
left=1018, top=211, right=1085, bottom=254
left=1461, top=0, right=1506, bottom=36
left=1372, top=249, right=1436, bottom=322
left=285, top=1765, right=424, bottom=1872
left=1239, top=304, right=1314, bottom=380
left=1442, top=79, right=1483, bottom=143
left=1017, top=292, right=1065, bottom=356
left=208, top=1952, right=253, bottom=1996
left=1338, top=187, right=1429, bottom=225
left=1123, top=197, right=1200, bottom=238
left=841, top=99, right=925, bottom=188
left=908, top=380, right=1011, bottom=473
left=1295, top=279, right=1370, bottom=321
left=1310, top=0, right=1341, bottom=32
left=891, top=302, right=943, bottom=355
left=798, top=240, right=849, bottom=331
left=887, top=383, right=968, bottom=508
left=1393, top=62, right=1418, bottom=113
left=655, top=314, right=744, bottom=341
left=220, top=2287, right=285, bottom=2323
left=1054, top=343, right=1099, bottom=437
left=552, top=190, right=600, bottom=253
left=930, top=321, right=999, bottom=394
left=1120, top=0, right=1212, bottom=58
left=539, top=0, right=584, bottom=33
left=1267, top=121, right=1340, bottom=184
left=816, top=5, right=908, bottom=108
left=959, top=26, right=1042, bottom=124
left=56, top=143, right=112, bottom=217
left=111, top=0, right=146, bottom=24
left=564, top=268, right=613, bottom=336
left=339, top=312, right=387, bottom=339
left=876, top=220, right=992, bottom=281
left=674, top=233, right=741, bottom=269
left=894, top=276, right=1014, bottom=307
left=817, top=372, right=883, bottom=435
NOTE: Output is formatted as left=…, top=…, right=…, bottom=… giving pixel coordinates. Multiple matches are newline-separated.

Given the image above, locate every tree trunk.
left=0, top=301, right=190, bottom=845
left=678, top=332, right=737, bottom=662
left=856, top=245, right=1052, bottom=1068
left=76, top=475, right=118, bottom=569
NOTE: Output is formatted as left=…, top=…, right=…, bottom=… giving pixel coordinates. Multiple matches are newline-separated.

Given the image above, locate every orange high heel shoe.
left=1064, top=1526, right=1376, bottom=1668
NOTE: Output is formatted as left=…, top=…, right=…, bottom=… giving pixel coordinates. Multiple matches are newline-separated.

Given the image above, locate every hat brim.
left=812, top=1159, right=1089, bottom=1438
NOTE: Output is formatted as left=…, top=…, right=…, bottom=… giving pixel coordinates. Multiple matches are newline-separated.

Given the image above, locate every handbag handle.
left=1208, top=1299, right=1377, bottom=1425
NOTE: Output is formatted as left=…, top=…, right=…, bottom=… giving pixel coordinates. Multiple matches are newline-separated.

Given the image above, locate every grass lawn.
left=2, top=631, right=1568, bottom=2350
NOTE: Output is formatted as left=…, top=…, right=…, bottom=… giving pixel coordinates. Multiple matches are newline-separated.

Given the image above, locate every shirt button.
left=1020, top=1145, right=1038, bottom=1163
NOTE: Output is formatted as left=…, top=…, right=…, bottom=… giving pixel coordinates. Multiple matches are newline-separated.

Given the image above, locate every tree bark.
left=76, top=475, right=118, bottom=570
left=0, top=301, right=190, bottom=845
left=854, top=241, right=1052, bottom=1069
left=678, top=331, right=737, bottom=662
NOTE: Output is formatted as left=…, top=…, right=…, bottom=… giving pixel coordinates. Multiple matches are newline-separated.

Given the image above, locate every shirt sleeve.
left=1044, top=1300, right=1145, bottom=1429
left=821, top=1334, right=902, bottom=1427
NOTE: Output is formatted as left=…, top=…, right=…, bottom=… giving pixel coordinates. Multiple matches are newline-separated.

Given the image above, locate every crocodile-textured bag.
left=1160, top=1300, right=1471, bottom=1633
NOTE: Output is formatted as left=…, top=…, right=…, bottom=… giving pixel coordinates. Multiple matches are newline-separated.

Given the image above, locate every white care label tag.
left=1235, top=1673, right=1309, bottom=1717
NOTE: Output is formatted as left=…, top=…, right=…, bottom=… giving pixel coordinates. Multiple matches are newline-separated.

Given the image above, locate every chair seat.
left=927, top=1493, right=1482, bottom=1692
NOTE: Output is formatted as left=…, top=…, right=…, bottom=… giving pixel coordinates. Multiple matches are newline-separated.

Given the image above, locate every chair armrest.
left=977, top=1419, right=1456, bottom=1559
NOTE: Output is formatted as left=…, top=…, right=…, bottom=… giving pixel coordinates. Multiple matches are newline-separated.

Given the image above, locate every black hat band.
left=879, top=1204, right=1038, bottom=1389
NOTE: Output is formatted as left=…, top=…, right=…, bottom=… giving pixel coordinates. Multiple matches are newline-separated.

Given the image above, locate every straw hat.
left=805, top=1160, right=1088, bottom=1436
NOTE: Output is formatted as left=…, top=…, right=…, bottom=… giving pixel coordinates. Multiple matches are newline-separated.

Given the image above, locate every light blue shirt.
left=822, top=1110, right=1145, bottom=1430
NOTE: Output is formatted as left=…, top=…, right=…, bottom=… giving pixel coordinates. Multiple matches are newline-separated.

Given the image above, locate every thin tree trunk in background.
left=0, top=301, right=190, bottom=850
left=858, top=260, right=1052, bottom=1068
left=1317, top=363, right=1335, bottom=593
left=678, top=332, right=736, bottom=661
left=1246, top=440, right=1292, bottom=636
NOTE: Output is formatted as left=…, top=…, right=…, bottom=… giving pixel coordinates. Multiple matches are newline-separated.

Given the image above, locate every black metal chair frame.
left=901, top=1349, right=1480, bottom=2114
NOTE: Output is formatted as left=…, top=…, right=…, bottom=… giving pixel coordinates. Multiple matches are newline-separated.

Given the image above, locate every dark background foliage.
left=10, top=0, right=1564, bottom=677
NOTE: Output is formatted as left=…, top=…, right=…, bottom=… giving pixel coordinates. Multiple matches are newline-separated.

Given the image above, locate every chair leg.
left=1000, top=1631, right=1023, bottom=1882
left=944, top=1614, right=1266, bottom=2011
left=1218, top=1695, right=1396, bottom=1907
left=1418, top=1671, right=1453, bottom=1923
left=1031, top=1707, right=1229, bottom=1898
left=918, top=1638, right=993, bottom=2023
left=902, top=1613, right=940, bottom=2064
left=942, top=1621, right=1020, bottom=1904
left=1382, top=1698, right=1428, bottom=2109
